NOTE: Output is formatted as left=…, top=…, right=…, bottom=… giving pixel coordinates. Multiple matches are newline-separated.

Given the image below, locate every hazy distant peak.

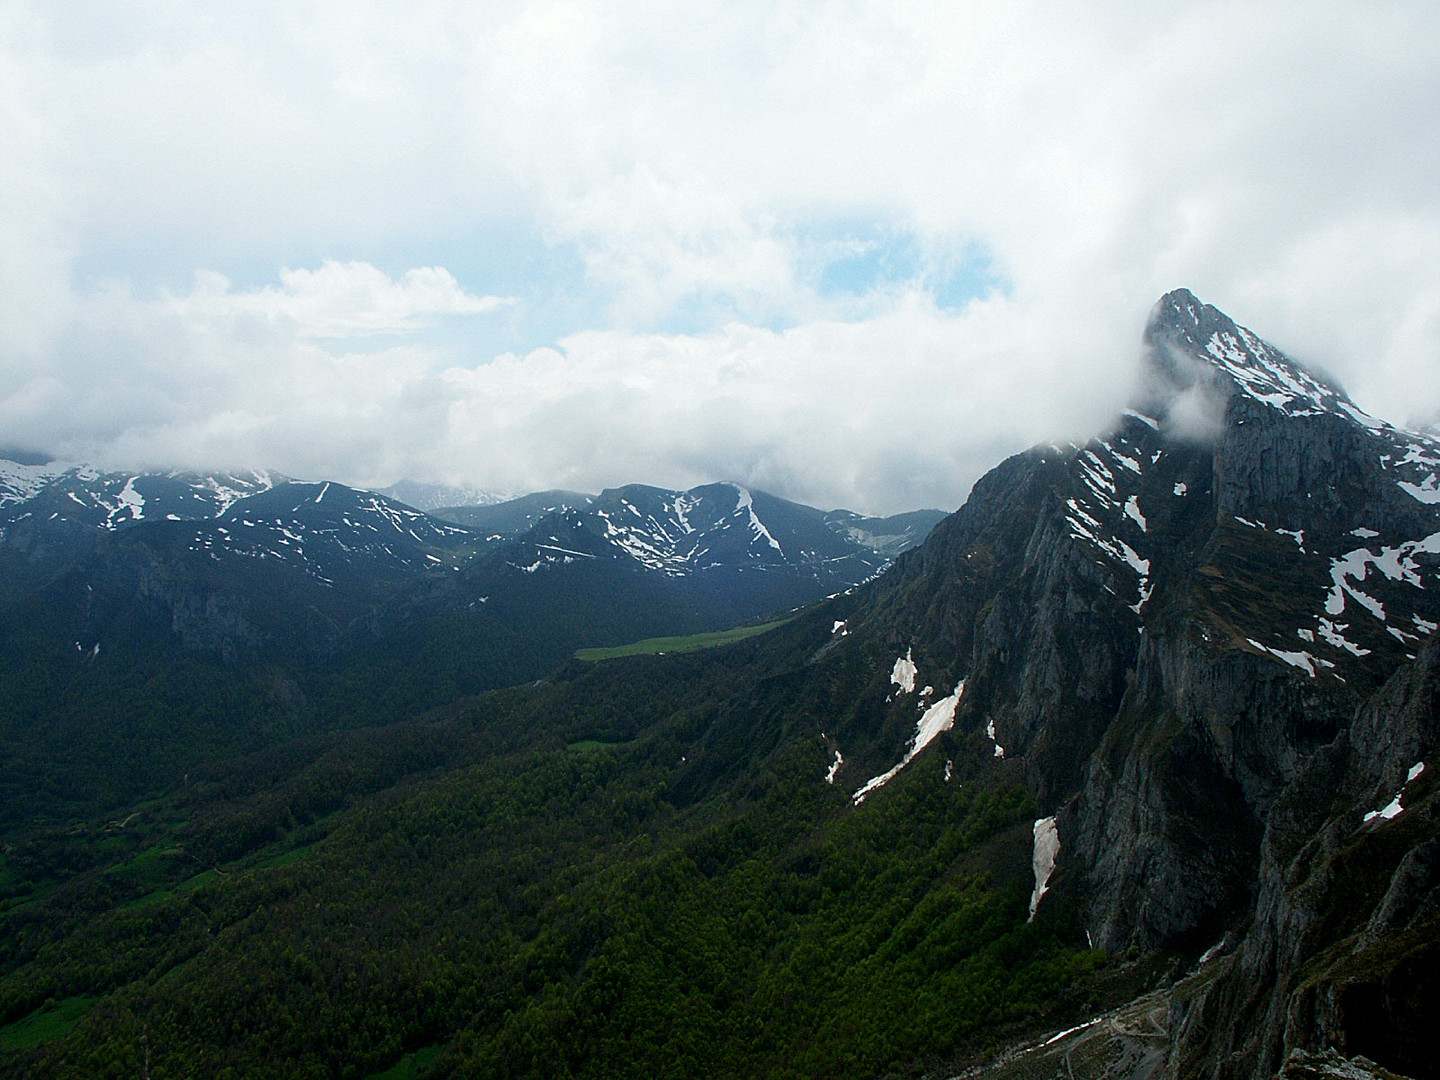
left=377, top=480, right=515, bottom=512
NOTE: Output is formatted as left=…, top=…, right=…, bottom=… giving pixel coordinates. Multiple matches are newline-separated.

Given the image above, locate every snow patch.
left=109, top=476, right=145, bottom=525
left=852, top=680, right=965, bottom=804
left=1173, top=482, right=1188, bottom=496
left=1124, top=495, right=1147, bottom=532
left=1316, top=617, right=1371, bottom=657
left=986, top=717, right=1005, bottom=758
left=733, top=484, right=783, bottom=553
left=1364, top=761, right=1425, bottom=823
left=1275, top=527, right=1305, bottom=550
left=1325, top=533, right=1440, bottom=624
left=1247, top=639, right=1335, bottom=678
left=1398, top=478, right=1440, bottom=504
left=825, top=749, right=844, bottom=784
left=1028, top=816, right=1060, bottom=921
left=534, top=543, right=595, bottom=559
left=1041, top=1017, right=1102, bottom=1048
left=890, top=649, right=917, bottom=695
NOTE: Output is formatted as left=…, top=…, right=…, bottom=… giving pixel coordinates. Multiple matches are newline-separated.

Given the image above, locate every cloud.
left=0, top=263, right=507, bottom=473
left=1, top=266, right=1128, bottom=514
left=170, top=262, right=512, bottom=339
left=2, top=1, right=1439, bottom=513
left=432, top=290, right=1129, bottom=512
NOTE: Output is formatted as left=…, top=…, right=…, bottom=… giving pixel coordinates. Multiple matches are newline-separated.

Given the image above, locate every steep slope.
left=1165, top=636, right=1439, bottom=1080
left=0, top=461, right=281, bottom=602
left=831, top=290, right=1439, bottom=951
left=806, top=289, right=1439, bottom=1078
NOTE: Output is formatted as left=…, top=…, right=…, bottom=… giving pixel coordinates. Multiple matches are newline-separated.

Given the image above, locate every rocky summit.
left=841, top=288, right=1439, bottom=1077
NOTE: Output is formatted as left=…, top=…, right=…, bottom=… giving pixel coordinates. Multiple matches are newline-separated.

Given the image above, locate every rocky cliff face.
left=1163, top=637, right=1438, bottom=1080
left=827, top=290, right=1439, bottom=1077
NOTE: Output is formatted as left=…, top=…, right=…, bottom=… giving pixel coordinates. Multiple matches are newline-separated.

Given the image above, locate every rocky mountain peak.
left=1141, top=287, right=1372, bottom=430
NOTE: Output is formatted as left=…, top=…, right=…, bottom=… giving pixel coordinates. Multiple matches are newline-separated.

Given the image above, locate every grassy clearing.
left=0, top=996, right=98, bottom=1050
left=248, top=841, right=319, bottom=873
left=366, top=1044, right=442, bottom=1079
left=575, top=618, right=792, bottom=661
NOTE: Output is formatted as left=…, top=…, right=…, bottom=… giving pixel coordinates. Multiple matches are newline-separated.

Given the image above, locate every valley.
left=0, top=291, right=1436, bottom=1079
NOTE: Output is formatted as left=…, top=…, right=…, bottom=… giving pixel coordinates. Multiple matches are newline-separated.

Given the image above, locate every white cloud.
left=0, top=263, right=505, bottom=474
left=170, top=262, right=511, bottom=339
left=2, top=0, right=1439, bottom=511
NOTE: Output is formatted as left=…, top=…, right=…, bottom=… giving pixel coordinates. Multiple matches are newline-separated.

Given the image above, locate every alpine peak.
left=1141, top=287, right=1373, bottom=428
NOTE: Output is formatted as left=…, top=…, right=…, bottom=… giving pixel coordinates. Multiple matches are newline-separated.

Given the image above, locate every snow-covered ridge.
left=0, top=457, right=74, bottom=505
left=1202, top=331, right=1440, bottom=513
left=187, top=483, right=471, bottom=585
left=587, top=484, right=791, bottom=576
left=1058, top=421, right=1156, bottom=616
left=1202, top=326, right=1376, bottom=425
left=526, top=481, right=901, bottom=582
left=1156, top=291, right=1440, bottom=508
left=0, top=466, right=471, bottom=588
left=0, top=460, right=281, bottom=524
left=1154, top=289, right=1376, bottom=427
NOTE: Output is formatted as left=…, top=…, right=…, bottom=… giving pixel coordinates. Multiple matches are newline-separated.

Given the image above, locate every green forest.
left=0, top=610, right=1115, bottom=1079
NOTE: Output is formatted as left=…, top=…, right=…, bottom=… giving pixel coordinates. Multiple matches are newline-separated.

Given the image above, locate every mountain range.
left=0, top=459, right=943, bottom=822
left=0, top=290, right=1435, bottom=1080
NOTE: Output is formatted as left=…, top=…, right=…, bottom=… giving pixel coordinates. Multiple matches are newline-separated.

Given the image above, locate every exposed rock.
left=1274, top=1047, right=1416, bottom=1080
left=840, top=290, right=1440, bottom=1076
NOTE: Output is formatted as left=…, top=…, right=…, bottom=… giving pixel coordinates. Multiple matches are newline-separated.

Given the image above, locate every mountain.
left=375, top=483, right=946, bottom=701
left=0, top=467, right=942, bottom=828
left=827, top=288, right=1440, bottom=1076
left=429, top=484, right=947, bottom=560
left=495, top=482, right=904, bottom=580
left=0, top=460, right=281, bottom=601
left=0, top=460, right=280, bottom=525
left=376, top=480, right=514, bottom=512
left=431, top=489, right=598, bottom=537
left=0, top=467, right=937, bottom=668
left=2, top=291, right=1434, bottom=1080
left=411, top=482, right=947, bottom=640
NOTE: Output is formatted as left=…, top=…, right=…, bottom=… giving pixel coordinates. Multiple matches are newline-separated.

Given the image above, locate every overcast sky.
left=3, top=1, right=1438, bottom=513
